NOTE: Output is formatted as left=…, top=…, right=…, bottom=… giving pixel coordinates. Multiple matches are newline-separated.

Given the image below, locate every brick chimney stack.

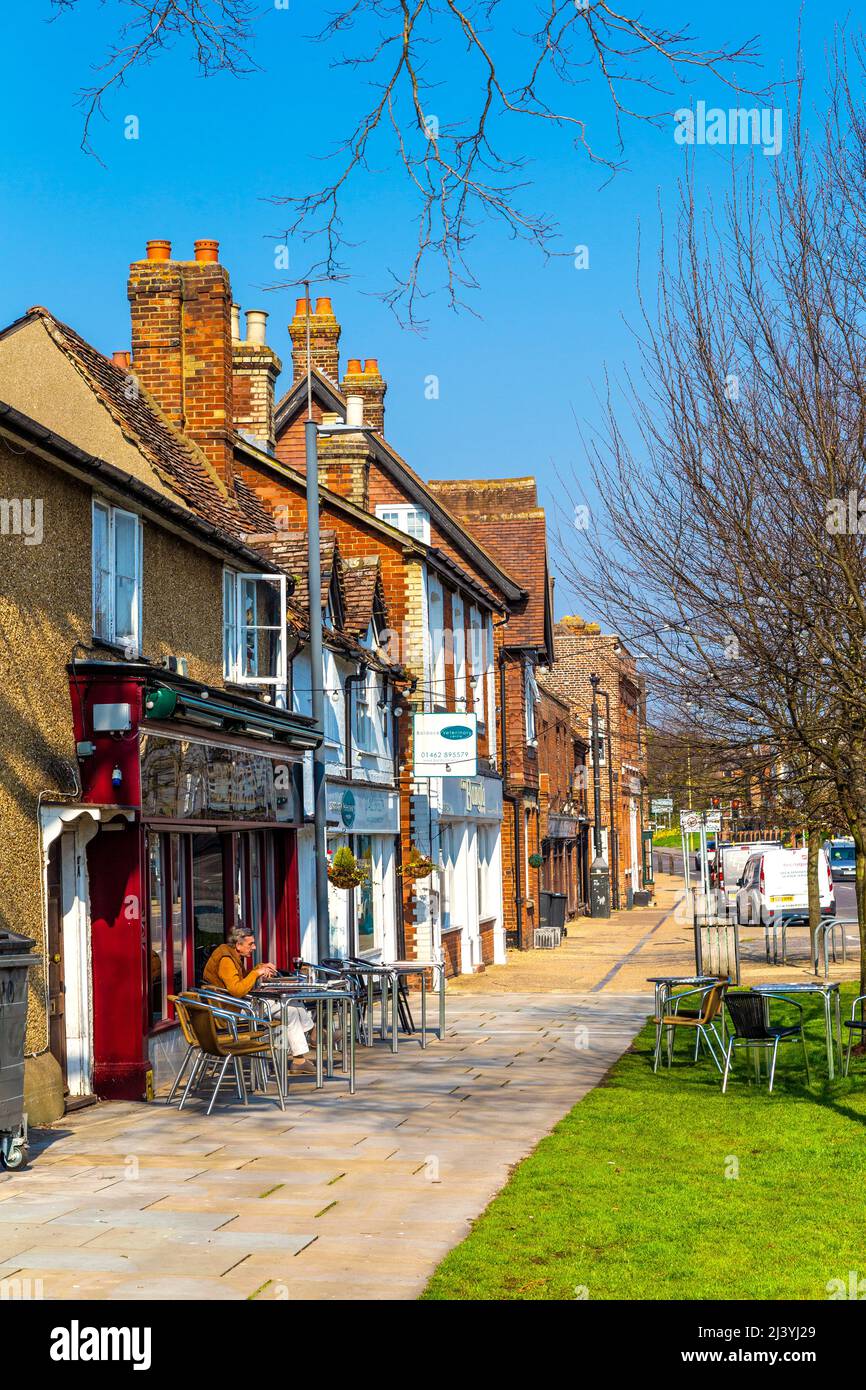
left=341, top=357, right=386, bottom=435
left=289, top=296, right=341, bottom=385
left=128, top=238, right=235, bottom=485
left=232, top=309, right=282, bottom=454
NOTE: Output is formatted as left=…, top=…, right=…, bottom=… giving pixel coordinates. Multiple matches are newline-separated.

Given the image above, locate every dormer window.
left=375, top=504, right=431, bottom=544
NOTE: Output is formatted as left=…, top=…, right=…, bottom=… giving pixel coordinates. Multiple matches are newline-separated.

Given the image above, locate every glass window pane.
left=93, top=504, right=111, bottom=638
left=170, top=834, right=186, bottom=997
left=355, top=835, right=375, bottom=952
left=114, top=511, right=138, bottom=643
left=192, top=833, right=225, bottom=983
left=148, top=835, right=165, bottom=1025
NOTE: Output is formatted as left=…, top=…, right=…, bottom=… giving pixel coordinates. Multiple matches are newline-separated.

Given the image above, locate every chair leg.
left=768, top=1038, right=780, bottom=1093
left=179, top=1052, right=206, bottom=1110
left=801, top=1030, right=811, bottom=1086
left=721, top=1040, right=735, bottom=1093
left=167, top=1044, right=195, bottom=1104
left=845, top=1030, right=854, bottom=1077
left=666, top=1024, right=674, bottom=1069
left=269, top=1039, right=286, bottom=1111
left=233, top=1056, right=248, bottom=1106
left=653, top=1019, right=663, bottom=1073
left=206, top=1055, right=232, bottom=1116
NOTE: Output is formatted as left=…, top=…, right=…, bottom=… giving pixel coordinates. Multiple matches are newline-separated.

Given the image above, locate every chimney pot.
left=231, top=303, right=241, bottom=341
left=146, top=239, right=172, bottom=261
left=363, top=358, right=380, bottom=375
left=293, top=297, right=312, bottom=319
left=345, top=358, right=363, bottom=375
left=194, top=239, right=220, bottom=263
left=112, top=350, right=131, bottom=370
left=315, top=296, right=334, bottom=316
left=245, top=310, right=268, bottom=346
left=346, top=394, right=364, bottom=427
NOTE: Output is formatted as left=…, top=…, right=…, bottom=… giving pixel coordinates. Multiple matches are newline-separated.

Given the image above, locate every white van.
left=717, top=840, right=782, bottom=909
left=735, top=846, right=835, bottom=926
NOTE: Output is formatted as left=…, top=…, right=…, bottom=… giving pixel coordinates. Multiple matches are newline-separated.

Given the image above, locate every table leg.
left=438, top=963, right=445, bottom=1039
left=380, top=975, right=388, bottom=1041
left=349, top=1002, right=355, bottom=1095
left=281, top=999, right=289, bottom=1095
left=366, top=974, right=374, bottom=1047
left=326, top=997, right=334, bottom=1078
left=421, top=971, right=427, bottom=1049
left=834, top=991, right=843, bottom=1070
left=341, top=998, right=349, bottom=1075
left=392, top=973, right=399, bottom=1055
left=824, top=992, right=834, bottom=1080
left=315, top=999, right=324, bottom=1089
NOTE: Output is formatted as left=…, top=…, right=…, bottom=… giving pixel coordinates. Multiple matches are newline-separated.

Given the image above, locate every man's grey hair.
left=229, top=926, right=255, bottom=947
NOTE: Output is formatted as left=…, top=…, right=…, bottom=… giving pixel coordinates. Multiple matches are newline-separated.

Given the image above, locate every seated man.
left=203, top=928, right=316, bottom=1075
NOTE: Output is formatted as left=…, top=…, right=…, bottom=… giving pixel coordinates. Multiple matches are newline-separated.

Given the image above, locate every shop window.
left=469, top=606, right=485, bottom=725
left=192, top=832, right=225, bottom=983
left=439, top=824, right=461, bottom=931
left=92, top=499, right=142, bottom=651
left=223, top=570, right=287, bottom=685
left=354, top=833, right=376, bottom=953
left=147, top=833, right=189, bottom=1025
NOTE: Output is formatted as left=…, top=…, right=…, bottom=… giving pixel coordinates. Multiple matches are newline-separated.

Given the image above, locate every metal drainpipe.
left=499, top=649, right=522, bottom=948
left=600, top=688, right=619, bottom=909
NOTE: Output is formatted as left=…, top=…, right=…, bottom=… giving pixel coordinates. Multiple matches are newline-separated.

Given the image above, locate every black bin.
left=0, top=930, right=41, bottom=1170
left=548, top=893, right=567, bottom=933
left=539, top=890, right=552, bottom=927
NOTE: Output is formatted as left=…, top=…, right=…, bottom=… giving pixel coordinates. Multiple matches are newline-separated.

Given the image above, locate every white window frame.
left=469, top=605, right=485, bottom=725
left=223, top=568, right=287, bottom=685
left=485, top=612, right=497, bottom=760
left=524, top=660, right=539, bottom=745
left=427, top=571, right=446, bottom=710
left=92, top=499, right=142, bottom=652
left=452, top=591, right=467, bottom=710
left=353, top=669, right=378, bottom=754
left=375, top=503, right=431, bottom=544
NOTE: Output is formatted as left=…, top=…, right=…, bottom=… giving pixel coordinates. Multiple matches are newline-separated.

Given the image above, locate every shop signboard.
left=439, top=774, right=503, bottom=821
left=412, top=713, right=477, bottom=776
left=140, top=732, right=300, bottom=823
left=326, top=782, right=400, bottom=834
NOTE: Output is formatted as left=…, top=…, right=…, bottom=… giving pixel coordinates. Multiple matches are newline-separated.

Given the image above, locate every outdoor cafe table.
left=253, top=980, right=356, bottom=1093
left=382, top=960, right=446, bottom=1054
left=749, top=981, right=844, bottom=1080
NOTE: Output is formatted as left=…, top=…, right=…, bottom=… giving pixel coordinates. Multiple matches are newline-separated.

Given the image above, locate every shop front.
left=66, top=661, right=320, bottom=1100
left=323, top=780, right=401, bottom=959
left=434, top=773, right=504, bottom=974
left=542, top=812, right=588, bottom=920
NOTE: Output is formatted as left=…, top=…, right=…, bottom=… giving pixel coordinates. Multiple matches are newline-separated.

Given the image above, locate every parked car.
left=735, top=846, right=835, bottom=926
left=717, top=841, right=782, bottom=908
left=824, top=837, right=855, bottom=883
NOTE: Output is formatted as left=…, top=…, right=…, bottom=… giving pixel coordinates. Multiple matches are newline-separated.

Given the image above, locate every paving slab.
left=23, top=990, right=649, bottom=1300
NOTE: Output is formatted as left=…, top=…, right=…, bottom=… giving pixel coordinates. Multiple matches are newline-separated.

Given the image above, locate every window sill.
left=92, top=636, right=140, bottom=658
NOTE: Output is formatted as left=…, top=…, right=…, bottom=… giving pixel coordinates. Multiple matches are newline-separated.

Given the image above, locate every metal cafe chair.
left=844, top=994, right=866, bottom=1076
left=177, top=998, right=286, bottom=1114
left=721, top=991, right=811, bottom=1094
left=653, top=980, right=728, bottom=1074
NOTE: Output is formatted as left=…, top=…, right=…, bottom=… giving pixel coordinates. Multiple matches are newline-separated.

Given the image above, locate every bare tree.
left=558, top=39, right=866, bottom=984
left=51, top=0, right=761, bottom=323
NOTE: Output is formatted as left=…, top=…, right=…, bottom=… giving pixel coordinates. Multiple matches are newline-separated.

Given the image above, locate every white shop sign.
left=439, top=774, right=503, bottom=821
left=412, top=712, right=477, bottom=776
left=680, top=809, right=722, bottom=833
left=326, top=783, right=400, bottom=833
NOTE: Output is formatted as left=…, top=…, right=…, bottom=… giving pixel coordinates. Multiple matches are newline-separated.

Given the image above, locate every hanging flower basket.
left=398, top=847, right=435, bottom=880
left=528, top=853, right=544, bottom=869
left=327, top=847, right=370, bottom=890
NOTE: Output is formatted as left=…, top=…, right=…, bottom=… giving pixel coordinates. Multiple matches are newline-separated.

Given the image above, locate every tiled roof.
left=427, top=479, right=551, bottom=651
left=252, top=530, right=339, bottom=615
left=342, top=555, right=386, bottom=637
left=27, top=306, right=252, bottom=540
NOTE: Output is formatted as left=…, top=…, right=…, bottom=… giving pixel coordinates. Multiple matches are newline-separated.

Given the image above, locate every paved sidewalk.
left=1, top=992, right=649, bottom=1301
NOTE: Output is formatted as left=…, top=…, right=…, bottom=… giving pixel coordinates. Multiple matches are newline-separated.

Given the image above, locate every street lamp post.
left=589, top=673, right=611, bottom=919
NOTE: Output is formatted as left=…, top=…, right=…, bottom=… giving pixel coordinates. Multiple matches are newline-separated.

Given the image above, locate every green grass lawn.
left=423, top=987, right=866, bottom=1301
left=653, top=828, right=683, bottom=847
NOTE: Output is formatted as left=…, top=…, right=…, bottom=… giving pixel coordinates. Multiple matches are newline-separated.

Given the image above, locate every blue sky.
left=0, top=2, right=835, bottom=615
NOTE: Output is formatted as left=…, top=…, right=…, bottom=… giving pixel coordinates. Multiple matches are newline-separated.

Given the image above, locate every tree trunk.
left=852, top=822, right=866, bottom=995
left=807, top=825, right=822, bottom=970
